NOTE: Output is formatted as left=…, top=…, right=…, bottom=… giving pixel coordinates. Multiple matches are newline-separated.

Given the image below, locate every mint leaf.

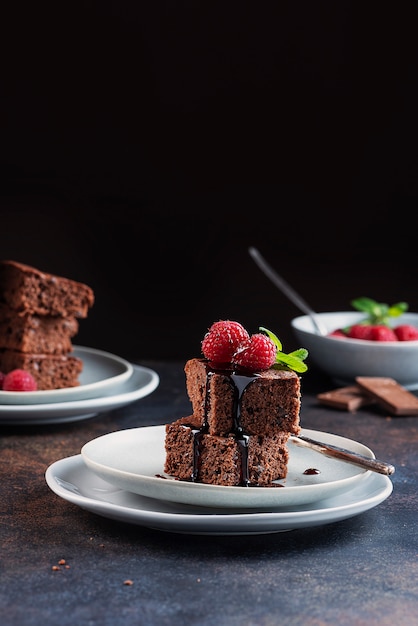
left=273, top=350, right=308, bottom=373
left=351, top=297, right=408, bottom=326
left=388, top=302, right=408, bottom=318
left=259, top=327, right=308, bottom=373
left=259, top=326, right=282, bottom=351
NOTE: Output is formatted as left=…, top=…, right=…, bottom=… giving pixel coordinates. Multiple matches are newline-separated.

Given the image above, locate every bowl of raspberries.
left=291, top=297, right=418, bottom=389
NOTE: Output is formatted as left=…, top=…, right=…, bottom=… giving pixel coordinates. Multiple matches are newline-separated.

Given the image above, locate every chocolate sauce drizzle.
left=189, top=362, right=259, bottom=486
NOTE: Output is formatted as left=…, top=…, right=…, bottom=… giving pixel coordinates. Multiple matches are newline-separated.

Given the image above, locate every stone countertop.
left=0, top=361, right=416, bottom=626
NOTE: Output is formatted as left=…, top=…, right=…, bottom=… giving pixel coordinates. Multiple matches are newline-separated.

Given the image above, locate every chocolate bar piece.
left=355, top=377, right=418, bottom=416
left=317, top=385, right=375, bottom=412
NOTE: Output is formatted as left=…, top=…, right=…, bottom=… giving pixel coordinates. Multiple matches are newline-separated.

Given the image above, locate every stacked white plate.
left=0, top=346, right=159, bottom=425
left=46, top=424, right=393, bottom=535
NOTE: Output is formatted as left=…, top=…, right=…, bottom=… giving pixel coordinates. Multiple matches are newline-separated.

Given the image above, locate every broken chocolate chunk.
left=317, top=385, right=375, bottom=412
left=355, top=376, right=418, bottom=416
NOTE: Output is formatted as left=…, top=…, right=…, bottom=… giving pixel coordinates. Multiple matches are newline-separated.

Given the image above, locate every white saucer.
left=81, top=426, right=374, bottom=509
left=0, top=365, right=159, bottom=425
left=45, top=455, right=393, bottom=535
left=0, top=346, right=133, bottom=404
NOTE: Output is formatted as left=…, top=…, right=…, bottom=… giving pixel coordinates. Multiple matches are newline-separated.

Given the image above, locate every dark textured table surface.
left=1, top=360, right=417, bottom=626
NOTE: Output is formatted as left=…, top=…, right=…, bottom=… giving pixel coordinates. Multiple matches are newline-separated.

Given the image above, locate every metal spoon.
left=248, top=246, right=328, bottom=336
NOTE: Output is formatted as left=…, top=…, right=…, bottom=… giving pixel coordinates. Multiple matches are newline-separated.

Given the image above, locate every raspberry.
left=329, top=329, right=347, bottom=338
left=201, top=320, right=250, bottom=364
left=347, top=324, right=373, bottom=340
left=394, top=324, right=418, bottom=341
left=368, top=325, right=398, bottom=341
left=233, top=333, right=277, bottom=372
left=2, top=369, right=38, bottom=391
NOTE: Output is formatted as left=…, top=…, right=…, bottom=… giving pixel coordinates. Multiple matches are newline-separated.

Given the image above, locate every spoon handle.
left=290, top=434, right=395, bottom=476
left=248, top=247, right=327, bottom=335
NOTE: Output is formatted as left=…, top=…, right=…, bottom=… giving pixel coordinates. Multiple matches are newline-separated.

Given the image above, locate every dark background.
left=2, top=2, right=418, bottom=363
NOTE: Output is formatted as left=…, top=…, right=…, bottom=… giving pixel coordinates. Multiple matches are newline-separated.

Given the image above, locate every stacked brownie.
left=164, top=358, right=302, bottom=487
left=0, top=260, right=94, bottom=390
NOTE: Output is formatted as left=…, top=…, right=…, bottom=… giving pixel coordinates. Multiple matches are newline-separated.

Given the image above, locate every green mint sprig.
left=350, top=297, right=408, bottom=327
left=259, top=326, right=308, bottom=373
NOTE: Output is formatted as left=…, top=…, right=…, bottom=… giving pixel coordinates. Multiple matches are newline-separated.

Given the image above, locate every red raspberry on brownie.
left=233, top=333, right=277, bottom=372
left=201, top=320, right=250, bottom=364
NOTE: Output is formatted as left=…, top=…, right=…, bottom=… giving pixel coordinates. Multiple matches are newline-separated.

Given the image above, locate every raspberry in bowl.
left=291, top=298, right=418, bottom=390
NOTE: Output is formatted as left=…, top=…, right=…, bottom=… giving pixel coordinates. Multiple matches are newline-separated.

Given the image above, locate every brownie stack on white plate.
left=164, top=357, right=303, bottom=486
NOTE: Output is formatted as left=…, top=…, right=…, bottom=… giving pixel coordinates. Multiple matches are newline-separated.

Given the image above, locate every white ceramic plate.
left=0, top=346, right=133, bottom=404
left=45, top=455, right=393, bottom=535
left=0, top=365, right=159, bottom=425
left=81, top=426, right=375, bottom=509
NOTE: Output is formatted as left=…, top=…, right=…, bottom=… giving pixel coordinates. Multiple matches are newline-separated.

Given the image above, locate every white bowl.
left=291, top=311, right=418, bottom=390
